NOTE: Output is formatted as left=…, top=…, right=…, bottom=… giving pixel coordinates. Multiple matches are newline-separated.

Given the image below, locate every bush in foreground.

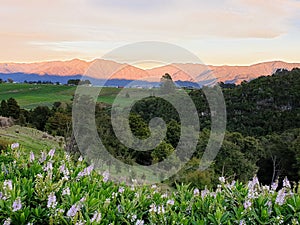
left=1, top=144, right=300, bottom=224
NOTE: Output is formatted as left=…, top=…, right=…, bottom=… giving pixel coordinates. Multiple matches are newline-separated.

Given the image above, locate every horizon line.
left=0, top=58, right=300, bottom=68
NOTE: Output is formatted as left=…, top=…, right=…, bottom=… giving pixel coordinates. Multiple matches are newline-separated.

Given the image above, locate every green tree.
left=166, top=120, right=181, bottom=148
left=29, top=106, right=52, bottom=130
left=67, top=79, right=80, bottom=85
left=0, top=100, right=8, bottom=117
left=19, top=109, right=30, bottom=125
left=172, top=157, right=214, bottom=189
left=257, top=132, right=298, bottom=185
left=7, top=98, right=20, bottom=119
left=215, top=139, right=257, bottom=183
left=151, top=141, right=174, bottom=163
left=129, top=113, right=150, bottom=139
left=45, top=112, right=72, bottom=136
left=160, top=73, right=176, bottom=94
left=52, top=102, right=62, bottom=111
left=293, top=135, right=300, bottom=177
left=78, top=79, right=91, bottom=85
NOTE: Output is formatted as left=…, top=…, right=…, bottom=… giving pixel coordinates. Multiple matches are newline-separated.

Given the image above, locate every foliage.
left=0, top=83, right=76, bottom=109
left=1, top=145, right=300, bottom=224
left=0, top=98, right=20, bottom=119
left=257, top=129, right=300, bottom=185
left=0, top=100, right=9, bottom=117
left=1, top=68, right=300, bottom=189
left=0, top=139, right=11, bottom=151
left=160, top=73, right=176, bottom=94
left=28, top=106, right=52, bottom=131
left=212, top=68, right=300, bottom=136
left=45, top=112, right=72, bottom=137
left=67, top=79, right=81, bottom=85
left=0, top=125, right=63, bottom=153
left=67, top=79, right=91, bottom=86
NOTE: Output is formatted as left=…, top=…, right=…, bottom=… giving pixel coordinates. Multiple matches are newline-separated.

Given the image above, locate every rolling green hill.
left=0, top=125, right=63, bottom=153
left=0, top=83, right=124, bottom=109
left=0, top=84, right=76, bottom=109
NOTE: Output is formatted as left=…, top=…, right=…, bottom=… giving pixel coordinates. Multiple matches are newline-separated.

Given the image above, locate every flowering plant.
left=1, top=144, right=300, bottom=224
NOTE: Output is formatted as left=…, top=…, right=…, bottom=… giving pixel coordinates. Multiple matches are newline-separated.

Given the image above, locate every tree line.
left=0, top=68, right=300, bottom=188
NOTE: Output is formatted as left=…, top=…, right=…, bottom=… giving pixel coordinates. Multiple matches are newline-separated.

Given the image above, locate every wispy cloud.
left=0, top=0, right=299, bottom=63
left=88, top=0, right=171, bottom=12
left=82, top=0, right=300, bottom=39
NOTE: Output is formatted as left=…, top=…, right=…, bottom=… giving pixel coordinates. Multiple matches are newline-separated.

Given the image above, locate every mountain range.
left=0, top=59, right=299, bottom=86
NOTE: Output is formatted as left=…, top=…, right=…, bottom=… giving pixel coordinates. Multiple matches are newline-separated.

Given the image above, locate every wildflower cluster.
left=0, top=144, right=300, bottom=224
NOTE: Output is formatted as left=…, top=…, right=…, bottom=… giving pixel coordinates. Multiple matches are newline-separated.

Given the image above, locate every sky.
left=0, top=0, right=300, bottom=66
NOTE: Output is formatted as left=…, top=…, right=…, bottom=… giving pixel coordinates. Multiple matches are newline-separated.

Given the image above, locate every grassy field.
left=0, top=83, right=125, bottom=109
left=0, top=83, right=76, bottom=109
left=0, top=83, right=163, bottom=109
left=0, top=125, right=63, bottom=153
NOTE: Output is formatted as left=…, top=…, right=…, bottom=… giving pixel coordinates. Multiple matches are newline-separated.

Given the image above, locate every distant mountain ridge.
left=0, top=59, right=299, bottom=85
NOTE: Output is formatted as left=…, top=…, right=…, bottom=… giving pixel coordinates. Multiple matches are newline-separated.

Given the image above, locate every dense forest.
left=1, top=68, right=300, bottom=189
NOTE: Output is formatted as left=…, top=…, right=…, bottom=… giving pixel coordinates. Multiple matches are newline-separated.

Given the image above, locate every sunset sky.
left=1, top=0, right=300, bottom=66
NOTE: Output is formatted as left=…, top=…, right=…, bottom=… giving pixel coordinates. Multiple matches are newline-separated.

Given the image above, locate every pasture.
left=0, top=83, right=124, bottom=109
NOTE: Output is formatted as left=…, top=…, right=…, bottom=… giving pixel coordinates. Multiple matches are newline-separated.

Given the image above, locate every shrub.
left=0, top=139, right=11, bottom=151
left=0, top=145, right=300, bottom=224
